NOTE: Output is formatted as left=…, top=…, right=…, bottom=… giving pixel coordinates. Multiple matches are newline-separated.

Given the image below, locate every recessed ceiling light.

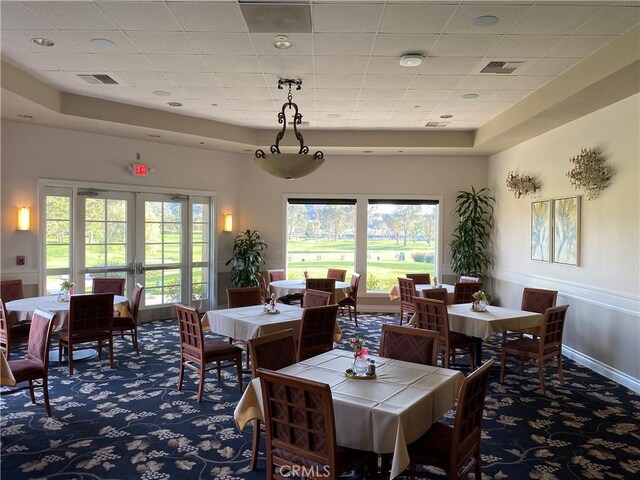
left=153, top=90, right=171, bottom=97
left=17, top=114, right=34, bottom=119
left=440, top=114, right=453, bottom=119
left=167, top=102, right=182, bottom=107
left=273, top=35, right=293, bottom=50
left=398, top=150, right=404, bottom=153
left=471, top=15, right=499, bottom=28
left=462, top=93, right=480, bottom=99
left=199, top=142, right=205, bottom=145
left=362, top=150, right=373, bottom=153
left=399, top=54, right=423, bottom=67
left=413, top=105, right=421, bottom=109
left=327, top=113, right=341, bottom=119
left=90, top=38, right=116, bottom=49
left=148, top=134, right=161, bottom=138
left=32, top=38, right=54, bottom=47
left=211, top=103, right=218, bottom=107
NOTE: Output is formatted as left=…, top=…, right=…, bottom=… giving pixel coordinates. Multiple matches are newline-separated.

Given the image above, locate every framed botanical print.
left=531, top=200, right=552, bottom=262
left=553, top=196, right=580, bottom=266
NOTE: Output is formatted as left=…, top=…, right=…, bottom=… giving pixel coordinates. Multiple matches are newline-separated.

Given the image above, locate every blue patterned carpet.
left=1, top=313, right=639, bottom=480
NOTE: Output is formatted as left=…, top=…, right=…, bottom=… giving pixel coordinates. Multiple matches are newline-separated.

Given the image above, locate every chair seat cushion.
left=8, top=358, right=45, bottom=383
left=58, top=330, right=110, bottom=343
left=113, top=316, right=135, bottom=329
left=450, top=332, right=474, bottom=346
left=504, top=338, right=557, bottom=355
left=194, top=340, right=242, bottom=362
left=407, top=421, right=453, bottom=468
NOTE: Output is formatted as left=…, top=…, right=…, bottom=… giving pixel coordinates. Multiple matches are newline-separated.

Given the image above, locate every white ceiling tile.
left=2, top=30, right=83, bottom=53
left=259, top=56, right=313, bottom=74
left=519, top=57, right=581, bottom=76
left=177, top=86, right=228, bottom=99
left=456, top=75, right=515, bottom=90
left=315, top=74, right=364, bottom=89
left=190, top=99, right=236, bottom=110
left=575, top=6, right=640, bottom=36
left=372, top=34, right=438, bottom=57
left=203, top=55, right=262, bottom=73
left=39, top=53, right=107, bottom=72
left=402, top=90, right=452, bottom=101
left=114, top=71, right=172, bottom=87
left=316, top=89, right=359, bottom=101
left=367, top=56, right=419, bottom=75
left=233, top=100, right=276, bottom=112
left=168, top=2, right=247, bottom=33
left=270, top=87, right=315, bottom=101
left=380, top=5, right=457, bottom=34
left=313, top=4, right=384, bottom=33
left=132, top=86, right=184, bottom=98
left=225, top=87, right=272, bottom=100
left=96, top=1, right=182, bottom=32
left=189, top=32, right=254, bottom=55
left=63, top=31, right=140, bottom=54
left=252, top=33, right=313, bottom=56
left=362, top=75, right=412, bottom=89
left=395, top=102, right=440, bottom=112
left=1, top=2, right=55, bottom=30
left=510, top=5, right=602, bottom=35
left=93, top=54, right=159, bottom=72
left=546, top=36, right=616, bottom=58
left=148, top=55, right=209, bottom=73
left=3, top=52, right=58, bottom=71
left=165, top=72, right=220, bottom=87
left=124, top=32, right=198, bottom=55
left=359, top=89, right=404, bottom=101
left=431, top=35, right=502, bottom=57
left=509, top=75, right=555, bottom=90
left=388, top=110, right=429, bottom=120
left=488, top=35, right=564, bottom=58
left=315, top=34, right=375, bottom=56
left=315, top=101, right=356, bottom=112
left=355, top=101, right=398, bottom=112
left=410, top=75, right=464, bottom=89
left=215, top=73, right=268, bottom=88
left=352, top=111, right=390, bottom=120
left=420, top=57, right=483, bottom=75
left=485, top=90, right=533, bottom=103
left=315, top=56, right=368, bottom=74
left=26, top=1, right=117, bottom=31
left=445, top=4, right=530, bottom=35
left=445, top=89, right=498, bottom=102
left=350, top=119, right=386, bottom=128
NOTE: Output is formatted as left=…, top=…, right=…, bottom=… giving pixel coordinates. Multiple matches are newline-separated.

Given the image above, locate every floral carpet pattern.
left=1, top=313, right=639, bottom=480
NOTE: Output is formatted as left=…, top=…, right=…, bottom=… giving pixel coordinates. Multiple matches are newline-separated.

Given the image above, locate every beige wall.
left=488, top=93, right=640, bottom=389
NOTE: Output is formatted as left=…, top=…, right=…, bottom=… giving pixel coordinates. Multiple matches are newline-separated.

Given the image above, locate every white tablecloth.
left=202, top=304, right=342, bottom=342
left=269, top=279, right=352, bottom=303
left=5, top=295, right=130, bottom=329
left=446, top=303, right=544, bottom=341
left=234, top=349, right=463, bottom=479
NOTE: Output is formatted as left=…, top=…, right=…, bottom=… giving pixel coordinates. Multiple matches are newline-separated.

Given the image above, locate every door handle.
left=136, top=262, right=145, bottom=274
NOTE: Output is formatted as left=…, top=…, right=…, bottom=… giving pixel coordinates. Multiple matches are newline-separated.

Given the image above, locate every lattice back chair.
left=380, top=324, right=438, bottom=366
left=267, top=269, right=286, bottom=283
left=303, top=289, right=332, bottom=308
left=397, top=277, right=417, bottom=325
left=0, top=298, right=31, bottom=360
left=453, top=282, right=483, bottom=304
left=92, top=277, right=126, bottom=295
left=521, top=288, right=558, bottom=314
left=258, top=369, right=378, bottom=480
left=227, top=287, right=262, bottom=308
left=2, top=309, right=57, bottom=416
left=298, top=304, right=338, bottom=361
left=500, top=305, right=569, bottom=394
left=407, top=273, right=431, bottom=285
left=246, top=329, right=298, bottom=471
left=422, top=287, right=449, bottom=305
left=0, top=279, right=24, bottom=302
left=338, top=273, right=361, bottom=326
left=58, top=293, right=114, bottom=375
left=112, top=283, right=144, bottom=355
left=305, top=278, right=336, bottom=305
left=460, top=276, right=480, bottom=283
left=327, top=268, right=347, bottom=282
left=414, top=297, right=476, bottom=370
left=175, top=304, right=243, bottom=401
left=406, top=359, right=494, bottom=480
left=257, top=274, right=270, bottom=304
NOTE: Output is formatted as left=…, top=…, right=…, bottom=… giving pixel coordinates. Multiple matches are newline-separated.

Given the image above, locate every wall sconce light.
left=223, top=214, right=233, bottom=232
left=17, top=207, right=30, bottom=231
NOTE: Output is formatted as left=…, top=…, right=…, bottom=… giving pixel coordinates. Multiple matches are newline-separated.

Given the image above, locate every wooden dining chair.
left=405, top=359, right=494, bottom=480
left=0, top=279, right=24, bottom=302
left=92, top=277, right=126, bottom=296
left=227, top=287, right=262, bottom=308
left=453, top=281, right=483, bottom=304
left=414, top=297, right=476, bottom=370
left=379, top=324, right=438, bottom=366
left=58, top=293, right=115, bottom=375
left=302, top=288, right=332, bottom=308
left=258, top=368, right=378, bottom=480
left=305, top=278, right=336, bottom=305
left=175, top=304, right=243, bottom=401
left=460, top=276, right=480, bottom=283
left=500, top=305, right=569, bottom=394
left=257, top=273, right=270, bottom=304
left=0, top=298, right=31, bottom=360
left=422, top=287, right=449, bottom=305
left=327, top=268, right=347, bottom=282
left=267, top=269, right=286, bottom=283
left=521, top=288, right=558, bottom=314
left=1, top=309, right=56, bottom=416
left=407, top=273, right=431, bottom=285
left=397, top=277, right=417, bottom=325
left=246, top=329, right=298, bottom=471
left=297, top=304, right=338, bottom=361
left=338, top=272, right=361, bottom=326
left=112, top=283, right=144, bottom=355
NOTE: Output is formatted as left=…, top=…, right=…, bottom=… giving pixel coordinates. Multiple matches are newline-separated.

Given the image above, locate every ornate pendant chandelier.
left=254, top=79, right=324, bottom=180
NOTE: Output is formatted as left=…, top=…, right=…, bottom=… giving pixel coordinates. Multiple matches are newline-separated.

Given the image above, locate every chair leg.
left=132, top=328, right=139, bottom=355
left=557, top=354, right=564, bottom=385
left=108, top=335, right=114, bottom=368
left=28, top=380, right=36, bottom=404
left=236, top=354, right=243, bottom=391
left=399, top=307, right=403, bottom=326
left=538, top=360, right=546, bottom=394
left=500, top=352, right=507, bottom=384
left=177, top=359, right=185, bottom=390
left=250, top=419, right=260, bottom=471
left=58, top=341, right=62, bottom=367
left=353, top=306, right=358, bottom=327
left=474, top=450, right=482, bottom=479
left=197, top=364, right=205, bottom=402
left=216, top=360, right=222, bottom=380
left=43, top=377, right=52, bottom=417
left=68, top=344, right=74, bottom=375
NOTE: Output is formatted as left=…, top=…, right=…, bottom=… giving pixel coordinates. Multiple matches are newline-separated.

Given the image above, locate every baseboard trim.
left=563, top=345, right=640, bottom=394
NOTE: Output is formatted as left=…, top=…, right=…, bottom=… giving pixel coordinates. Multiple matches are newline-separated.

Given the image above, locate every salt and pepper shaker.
left=367, top=359, right=376, bottom=376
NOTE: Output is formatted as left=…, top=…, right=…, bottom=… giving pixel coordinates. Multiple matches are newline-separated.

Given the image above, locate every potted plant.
left=225, top=230, right=267, bottom=288
left=449, top=187, right=495, bottom=280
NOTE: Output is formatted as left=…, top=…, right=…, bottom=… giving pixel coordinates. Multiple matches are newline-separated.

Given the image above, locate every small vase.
left=476, top=299, right=487, bottom=311
left=353, top=356, right=368, bottom=375
left=59, top=289, right=70, bottom=302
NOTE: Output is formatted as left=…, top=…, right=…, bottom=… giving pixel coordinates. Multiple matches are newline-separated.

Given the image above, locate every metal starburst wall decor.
left=506, top=171, right=540, bottom=198
left=566, top=148, right=614, bottom=199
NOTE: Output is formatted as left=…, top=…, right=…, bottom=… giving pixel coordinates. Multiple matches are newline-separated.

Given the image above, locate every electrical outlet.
left=16, top=255, right=25, bottom=265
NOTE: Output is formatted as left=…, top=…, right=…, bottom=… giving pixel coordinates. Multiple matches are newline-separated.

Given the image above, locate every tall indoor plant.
left=449, top=187, right=495, bottom=279
left=225, top=230, right=268, bottom=288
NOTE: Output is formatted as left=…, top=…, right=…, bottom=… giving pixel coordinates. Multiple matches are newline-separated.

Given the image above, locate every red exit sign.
left=131, top=163, right=150, bottom=176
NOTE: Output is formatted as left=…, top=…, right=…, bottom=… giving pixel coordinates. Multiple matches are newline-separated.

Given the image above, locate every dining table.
left=201, top=303, right=342, bottom=343
left=234, top=348, right=463, bottom=479
left=269, top=279, right=352, bottom=303
left=389, top=283, right=455, bottom=303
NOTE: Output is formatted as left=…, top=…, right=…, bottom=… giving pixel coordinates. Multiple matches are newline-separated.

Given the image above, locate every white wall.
left=488, top=94, right=640, bottom=390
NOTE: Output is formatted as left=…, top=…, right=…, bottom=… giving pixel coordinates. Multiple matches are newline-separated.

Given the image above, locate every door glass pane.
left=84, top=198, right=128, bottom=269
left=45, top=274, right=71, bottom=295
left=45, top=196, right=71, bottom=270
left=145, top=269, right=182, bottom=305
left=192, top=267, right=208, bottom=301
left=145, top=201, right=181, bottom=266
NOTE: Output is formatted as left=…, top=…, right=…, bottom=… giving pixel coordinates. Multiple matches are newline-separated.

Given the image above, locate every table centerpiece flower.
left=472, top=290, right=488, bottom=311
left=264, top=292, right=279, bottom=314
left=58, top=280, right=74, bottom=302
left=350, top=336, right=369, bottom=374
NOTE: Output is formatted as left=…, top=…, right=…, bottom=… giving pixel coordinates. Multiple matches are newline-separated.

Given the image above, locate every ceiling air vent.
left=480, top=61, right=525, bottom=74
left=425, top=122, right=449, bottom=128
left=77, top=74, right=119, bottom=85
